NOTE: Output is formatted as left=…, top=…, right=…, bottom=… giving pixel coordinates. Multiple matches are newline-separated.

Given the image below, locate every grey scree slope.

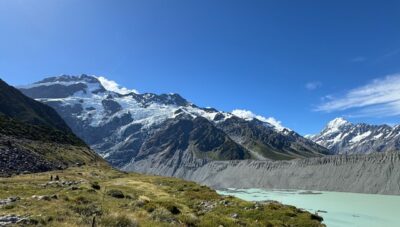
left=125, top=151, right=400, bottom=195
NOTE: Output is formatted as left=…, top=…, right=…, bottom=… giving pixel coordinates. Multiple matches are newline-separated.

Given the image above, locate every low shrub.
left=100, top=215, right=138, bottom=227
left=179, top=214, right=199, bottom=226
left=74, top=196, right=92, bottom=205
left=107, top=189, right=125, bottom=199
left=91, top=182, right=101, bottom=190
left=70, top=203, right=102, bottom=216
left=158, top=201, right=181, bottom=215
left=310, top=214, right=324, bottom=222
left=151, top=207, right=176, bottom=223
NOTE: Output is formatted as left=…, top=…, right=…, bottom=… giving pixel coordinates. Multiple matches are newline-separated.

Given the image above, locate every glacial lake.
left=216, top=188, right=400, bottom=227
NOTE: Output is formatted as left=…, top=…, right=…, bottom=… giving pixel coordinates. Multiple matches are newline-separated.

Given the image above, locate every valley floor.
left=0, top=165, right=324, bottom=227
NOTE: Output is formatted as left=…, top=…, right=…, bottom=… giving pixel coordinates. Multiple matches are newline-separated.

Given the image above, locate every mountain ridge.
left=19, top=75, right=329, bottom=169
left=309, top=117, right=400, bottom=154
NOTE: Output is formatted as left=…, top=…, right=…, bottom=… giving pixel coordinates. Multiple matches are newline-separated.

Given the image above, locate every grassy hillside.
left=0, top=114, right=85, bottom=146
left=0, top=79, right=71, bottom=132
left=0, top=79, right=85, bottom=146
left=0, top=165, right=324, bottom=227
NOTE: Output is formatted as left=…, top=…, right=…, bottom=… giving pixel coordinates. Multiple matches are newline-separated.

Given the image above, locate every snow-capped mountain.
left=20, top=75, right=328, bottom=168
left=308, top=117, right=400, bottom=154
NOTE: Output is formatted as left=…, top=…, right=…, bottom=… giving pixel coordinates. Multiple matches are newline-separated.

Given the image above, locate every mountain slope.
left=0, top=79, right=103, bottom=176
left=217, top=117, right=330, bottom=160
left=0, top=79, right=74, bottom=132
left=19, top=75, right=328, bottom=169
left=0, top=79, right=84, bottom=146
left=308, top=118, right=400, bottom=154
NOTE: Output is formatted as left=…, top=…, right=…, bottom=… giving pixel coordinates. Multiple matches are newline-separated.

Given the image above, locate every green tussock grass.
left=0, top=165, right=325, bottom=227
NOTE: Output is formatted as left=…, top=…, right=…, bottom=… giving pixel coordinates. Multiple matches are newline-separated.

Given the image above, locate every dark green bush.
left=107, top=189, right=125, bottom=199
left=91, top=182, right=101, bottom=190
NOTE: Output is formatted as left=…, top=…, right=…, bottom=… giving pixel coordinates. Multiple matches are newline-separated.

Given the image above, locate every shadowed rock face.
left=20, top=75, right=106, bottom=99
left=132, top=116, right=250, bottom=162
left=102, top=99, right=122, bottom=115
left=127, top=151, right=400, bottom=195
left=20, top=83, right=89, bottom=99
left=217, top=117, right=330, bottom=160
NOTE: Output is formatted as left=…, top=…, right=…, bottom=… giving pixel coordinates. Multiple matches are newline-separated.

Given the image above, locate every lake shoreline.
left=217, top=188, right=400, bottom=227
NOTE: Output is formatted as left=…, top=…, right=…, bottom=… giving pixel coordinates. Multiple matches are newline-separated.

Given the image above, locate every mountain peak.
left=26, top=74, right=138, bottom=96
left=326, top=117, right=351, bottom=130
left=97, top=76, right=138, bottom=95
left=231, top=109, right=288, bottom=132
left=310, top=118, right=400, bottom=154
left=20, top=75, right=143, bottom=100
left=34, top=74, right=99, bottom=85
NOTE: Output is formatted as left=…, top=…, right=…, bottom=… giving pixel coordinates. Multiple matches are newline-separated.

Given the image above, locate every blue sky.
left=1, top=0, right=400, bottom=135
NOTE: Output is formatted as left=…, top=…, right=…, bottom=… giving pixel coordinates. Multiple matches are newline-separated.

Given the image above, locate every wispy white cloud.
left=350, top=56, right=367, bottom=62
left=320, top=95, right=334, bottom=102
left=382, top=48, right=400, bottom=59
left=315, top=74, right=400, bottom=117
left=305, top=81, right=322, bottom=90
left=375, top=48, right=400, bottom=63
left=97, top=76, right=138, bottom=94
left=231, top=109, right=285, bottom=131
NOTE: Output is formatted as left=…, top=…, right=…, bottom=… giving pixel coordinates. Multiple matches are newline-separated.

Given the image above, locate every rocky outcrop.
left=0, top=215, right=27, bottom=226
left=0, top=134, right=103, bottom=177
left=0, top=141, right=59, bottom=177
left=128, top=151, right=400, bottom=195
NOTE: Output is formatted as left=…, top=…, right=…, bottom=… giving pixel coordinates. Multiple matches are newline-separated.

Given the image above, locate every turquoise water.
left=216, top=188, right=400, bottom=227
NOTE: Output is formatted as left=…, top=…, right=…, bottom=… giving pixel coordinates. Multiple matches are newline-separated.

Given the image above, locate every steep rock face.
left=136, top=116, right=250, bottom=161
left=19, top=75, right=328, bottom=167
left=121, top=116, right=251, bottom=173
left=217, top=117, right=330, bottom=160
left=309, top=118, right=400, bottom=154
left=130, top=151, right=400, bottom=195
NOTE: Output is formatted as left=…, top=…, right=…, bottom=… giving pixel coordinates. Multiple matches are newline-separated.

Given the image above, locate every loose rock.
left=0, top=215, right=26, bottom=225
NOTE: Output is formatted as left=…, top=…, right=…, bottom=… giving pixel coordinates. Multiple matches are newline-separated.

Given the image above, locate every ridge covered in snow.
left=231, top=109, right=288, bottom=132
left=21, top=74, right=288, bottom=133
left=97, top=76, right=139, bottom=95
left=326, top=117, right=351, bottom=131
left=309, top=118, right=399, bottom=154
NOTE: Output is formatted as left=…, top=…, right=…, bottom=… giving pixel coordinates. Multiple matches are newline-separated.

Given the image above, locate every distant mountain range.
left=0, top=79, right=102, bottom=176
left=2, top=75, right=400, bottom=195
left=19, top=75, right=329, bottom=169
left=307, top=117, right=400, bottom=154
